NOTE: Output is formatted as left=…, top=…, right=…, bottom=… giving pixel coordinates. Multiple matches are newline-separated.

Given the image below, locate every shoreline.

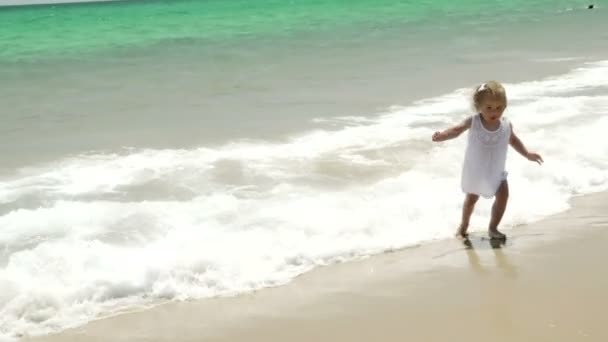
left=25, top=190, right=608, bottom=342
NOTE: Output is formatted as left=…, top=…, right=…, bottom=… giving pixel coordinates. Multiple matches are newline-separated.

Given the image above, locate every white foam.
left=1, top=60, right=607, bottom=340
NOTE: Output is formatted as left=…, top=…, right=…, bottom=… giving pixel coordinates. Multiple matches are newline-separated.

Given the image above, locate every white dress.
left=461, top=114, right=511, bottom=198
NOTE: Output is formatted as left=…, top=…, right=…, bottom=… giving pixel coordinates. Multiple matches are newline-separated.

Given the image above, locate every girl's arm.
left=509, top=123, right=543, bottom=164
left=432, top=116, right=472, bottom=142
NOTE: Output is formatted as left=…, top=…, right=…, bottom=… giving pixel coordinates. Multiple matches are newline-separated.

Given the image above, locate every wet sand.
left=26, top=191, right=608, bottom=342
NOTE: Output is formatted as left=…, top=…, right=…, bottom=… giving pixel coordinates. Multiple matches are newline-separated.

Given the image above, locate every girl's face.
left=479, top=97, right=506, bottom=123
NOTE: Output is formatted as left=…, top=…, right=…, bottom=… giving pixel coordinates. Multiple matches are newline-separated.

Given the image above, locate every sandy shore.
left=26, top=191, right=608, bottom=342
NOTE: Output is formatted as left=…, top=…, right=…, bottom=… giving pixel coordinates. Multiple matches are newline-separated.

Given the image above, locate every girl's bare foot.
left=488, top=229, right=506, bottom=240
left=455, top=225, right=469, bottom=240
left=455, top=233, right=469, bottom=241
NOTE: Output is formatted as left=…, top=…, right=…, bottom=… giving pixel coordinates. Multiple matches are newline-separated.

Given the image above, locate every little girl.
left=432, top=81, right=543, bottom=240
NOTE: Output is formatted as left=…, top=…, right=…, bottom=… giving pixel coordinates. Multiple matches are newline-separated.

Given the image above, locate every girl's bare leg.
left=488, top=180, right=509, bottom=239
left=457, top=193, right=479, bottom=239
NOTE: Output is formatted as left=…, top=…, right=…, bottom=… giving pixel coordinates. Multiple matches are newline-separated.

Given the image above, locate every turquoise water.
left=0, top=0, right=599, bottom=62
left=0, top=0, right=606, bottom=171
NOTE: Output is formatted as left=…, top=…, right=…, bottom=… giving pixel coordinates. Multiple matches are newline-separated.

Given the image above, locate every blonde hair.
left=473, top=80, right=507, bottom=111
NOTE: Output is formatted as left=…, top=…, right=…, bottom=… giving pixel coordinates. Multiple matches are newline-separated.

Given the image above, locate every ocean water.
left=1, top=0, right=607, bottom=339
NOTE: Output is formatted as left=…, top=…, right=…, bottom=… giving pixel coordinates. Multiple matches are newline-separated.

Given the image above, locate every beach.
left=26, top=191, right=608, bottom=342
left=1, top=0, right=607, bottom=340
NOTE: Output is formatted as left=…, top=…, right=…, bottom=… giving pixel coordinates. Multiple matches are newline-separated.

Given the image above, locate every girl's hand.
left=526, top=152, right=543, bottom=165
left=432, top=131, right=444, bottom=142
